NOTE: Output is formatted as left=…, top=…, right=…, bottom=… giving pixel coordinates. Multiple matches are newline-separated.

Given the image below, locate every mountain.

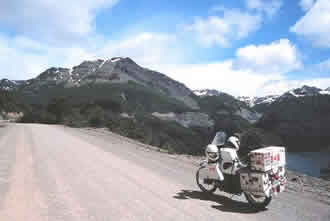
left=193, top=85, right=330, bottom=152
left=4, top=57, right=330, bottom=153
left=238, top=85, right=330, bottom=113
left=257, top=86, right=330, bottom=152
left=280, top=85, right=327, bottom=99
left=193, top=89, right=262, bottom=124
left=14, top=57, right=198, bottom=110
left=3, top=57, right=259, bottom=155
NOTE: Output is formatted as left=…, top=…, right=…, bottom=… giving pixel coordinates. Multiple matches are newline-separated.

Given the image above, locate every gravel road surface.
left=0, top=123, right=328, bottom=221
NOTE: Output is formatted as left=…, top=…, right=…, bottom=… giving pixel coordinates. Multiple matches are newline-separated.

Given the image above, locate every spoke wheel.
left=196, top=167, right=217, bottom=193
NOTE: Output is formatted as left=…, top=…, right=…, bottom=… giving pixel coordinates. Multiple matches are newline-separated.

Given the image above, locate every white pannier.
left=249, top=146, right=286, bottom=172
left=239, top=169, right=272, bottom=196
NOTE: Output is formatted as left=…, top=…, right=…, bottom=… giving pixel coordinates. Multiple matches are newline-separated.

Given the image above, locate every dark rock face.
left=152, top=112, right=214, bottom=128
left=234, top=107, right=262, bottom=124
left=257, top=94, right=330, bottom=152
left=35, top=67, right=71, bottom=84
left=70, top=57, right=200, bottom=109
left=0, top=79, right=24, bottom=91
left=71, top=60, right=104, bottom=83
left=236, top=85, right=330, bottom=152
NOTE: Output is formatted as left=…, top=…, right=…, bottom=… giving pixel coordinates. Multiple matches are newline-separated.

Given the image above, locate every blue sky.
left=0, top=0, right=329, bottom=96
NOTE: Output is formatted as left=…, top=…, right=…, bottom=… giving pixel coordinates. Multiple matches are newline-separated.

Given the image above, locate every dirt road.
left=0, top=123, right=328, bottom=221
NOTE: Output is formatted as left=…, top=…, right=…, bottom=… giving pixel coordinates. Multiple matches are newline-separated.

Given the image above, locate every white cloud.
left=291, top=0, right=330, bottom=48
left=256, top=58, right=330, bottom=95
left=157, top=39, right=304, bottom=96
left=185, top=9, right=261, bottom=47
left=186, top=1, right=283, bottom=48
left=0, top=32, right=182, bottom=80
left=299, top=0, right=316, bottom=11
left=160, top=60, right=330, bottom=97
left=99, top=33, right=183, bottom=70
left=0, top=32, right=309, bottom=97
left=0, top=0, right=118, bottom=43
left=245, top=0, right=282, bottom=17
left=0, top=35, right=50, bottom=79
left=159, top=61, right=280, bottom=97
left=234, top=39, right=302, bottom=75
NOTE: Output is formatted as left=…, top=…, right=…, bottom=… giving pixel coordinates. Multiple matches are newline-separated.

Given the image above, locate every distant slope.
left=239, top=85, right=330, bottom=113
left=196, top=85, right=330, bottom=152
left=257, top=94, right=330, bottom=151
left=0, top=90, right=26, bottom=121
left=18, top=81, right=191, bottom=114
left=196, top=92, right=262, bottom=124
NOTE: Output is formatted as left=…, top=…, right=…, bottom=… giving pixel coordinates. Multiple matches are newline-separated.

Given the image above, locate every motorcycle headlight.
left=207, top=152, right=219, bottom=161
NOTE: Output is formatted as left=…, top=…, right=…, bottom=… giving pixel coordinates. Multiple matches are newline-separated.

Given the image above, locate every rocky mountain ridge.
left=3, top=66, right=329, bottom=111
left=1, top=57, right=199, bottom=109
left=236, top=86, right=330, bottom=108
left=237, top=95, right=280, bottom=107
left=280, top=85, right=330, bottom=99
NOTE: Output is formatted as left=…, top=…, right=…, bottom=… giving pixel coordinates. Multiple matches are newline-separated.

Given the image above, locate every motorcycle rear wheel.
left=244, top=192, right=272, bottom=209
left=196, top=167, right=217, bottom=193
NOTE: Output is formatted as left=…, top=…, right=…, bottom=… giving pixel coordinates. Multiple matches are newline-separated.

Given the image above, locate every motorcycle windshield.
left=211, top=131, right=227, bottom=146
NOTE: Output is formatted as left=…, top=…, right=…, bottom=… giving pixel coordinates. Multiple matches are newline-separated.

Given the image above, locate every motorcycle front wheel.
left=244, top=192, right=272, bottom=209
left=196, top=167, right=217, bottom=194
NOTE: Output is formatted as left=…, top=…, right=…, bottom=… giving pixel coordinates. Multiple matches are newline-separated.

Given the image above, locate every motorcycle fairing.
left=200, top=162, right=224, bottom=181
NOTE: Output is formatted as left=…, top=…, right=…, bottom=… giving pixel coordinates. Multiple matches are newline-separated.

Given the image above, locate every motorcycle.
left=196, top=132, right=286, bottom=209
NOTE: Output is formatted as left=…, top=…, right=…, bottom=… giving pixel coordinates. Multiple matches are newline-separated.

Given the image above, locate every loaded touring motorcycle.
left=196, top=132, right=286, bottom=209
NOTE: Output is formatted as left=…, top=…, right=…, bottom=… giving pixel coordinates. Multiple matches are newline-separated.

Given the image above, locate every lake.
left=286, top=151, right=330, bottom=177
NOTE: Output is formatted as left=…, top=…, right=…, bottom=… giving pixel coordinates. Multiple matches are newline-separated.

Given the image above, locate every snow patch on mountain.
left=99, top=59, right=106, bottom=68
left=111, top=57, right=123, bottom=62
left=238, top=85, right=330, bottom=108
left=193, top=89, right=223, bottom=97
left=237, top=95, right=279, bottom=107
left=320, top=90, right=330, bottom=95
left=280, top=85, right=330, bottom=100
left=237, top=96, right=255, bottom=107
